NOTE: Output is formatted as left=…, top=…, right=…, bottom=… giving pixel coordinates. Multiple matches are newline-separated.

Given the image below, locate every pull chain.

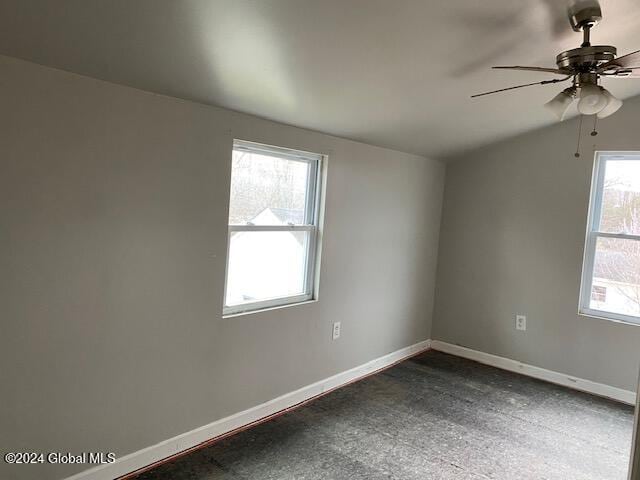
left=590, top=115, right=598, bottom=136
left=574, top=114, right=584, bottom=158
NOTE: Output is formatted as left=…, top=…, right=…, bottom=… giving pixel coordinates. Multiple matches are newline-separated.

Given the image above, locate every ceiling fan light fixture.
left=596, top=89, right=623, bottom=118
left=544, top=88, right=575, bottom=120
left=577, top=84, right=608, bottom=115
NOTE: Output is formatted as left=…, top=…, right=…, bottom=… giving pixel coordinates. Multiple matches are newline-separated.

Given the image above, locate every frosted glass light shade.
left=544, top=89, right=574, bottom=120
left=597, top=89, right=623, bottom=119
left=577, top=84, right=608, bottom=115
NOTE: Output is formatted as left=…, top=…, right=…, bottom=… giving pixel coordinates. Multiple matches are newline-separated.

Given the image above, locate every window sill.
left=223, top=298, right=318, bottom=319
left=578, top=309, right=640, bottom=327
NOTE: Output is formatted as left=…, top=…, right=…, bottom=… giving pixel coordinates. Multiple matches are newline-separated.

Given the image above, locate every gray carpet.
left=134, top=351, right=635, bottom=480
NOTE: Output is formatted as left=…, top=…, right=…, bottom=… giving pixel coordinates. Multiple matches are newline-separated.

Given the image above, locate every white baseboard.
left=65, top=339, right=431, bottom=480
left=431, top=340, right=636, bottom=406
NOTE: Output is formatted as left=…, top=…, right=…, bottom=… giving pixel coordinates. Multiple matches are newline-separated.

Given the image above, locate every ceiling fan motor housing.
left=556, top=45, right=616, bottom=73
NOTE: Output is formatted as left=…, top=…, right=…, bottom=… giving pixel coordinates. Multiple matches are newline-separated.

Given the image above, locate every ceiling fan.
left=472, top=0, right=640, bottom=122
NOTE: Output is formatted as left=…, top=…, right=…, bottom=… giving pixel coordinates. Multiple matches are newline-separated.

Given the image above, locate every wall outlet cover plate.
left=332, top=322, right=341, bottom=340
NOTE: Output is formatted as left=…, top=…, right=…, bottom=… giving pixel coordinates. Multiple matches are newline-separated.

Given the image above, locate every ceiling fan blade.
left=471, top=77, right=569, bottom=98
left=602, top=68, right=640, bottom=78
left=597, top=49, right=640, bottom=73
left=492, top=66, right=570, bottom=75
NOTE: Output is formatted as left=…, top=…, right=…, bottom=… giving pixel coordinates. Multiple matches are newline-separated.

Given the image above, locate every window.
left=580, top=152, right=640, bottom=324
left=223, top=140, right=324, bottom=315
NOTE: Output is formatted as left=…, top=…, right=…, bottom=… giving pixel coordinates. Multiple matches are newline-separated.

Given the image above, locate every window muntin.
left=224, top=140, right=323, bottom=315
left=580, top=153, right=640, bottom=324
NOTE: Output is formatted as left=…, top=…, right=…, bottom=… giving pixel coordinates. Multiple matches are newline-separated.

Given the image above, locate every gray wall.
left=0, top=55, right=445, bottom=480
left=433, top=95, right=640, bottom=393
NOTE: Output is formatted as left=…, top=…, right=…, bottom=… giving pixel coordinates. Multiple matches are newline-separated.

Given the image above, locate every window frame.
left=579, top=151, right=640, bottom=325
left=223, top=140, right=324, bottom=316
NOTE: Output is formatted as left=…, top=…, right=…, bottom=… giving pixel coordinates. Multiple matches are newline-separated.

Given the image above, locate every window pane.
left=225, top=230, right=310, bottom=307
left=590, top=236, right=640, bottom=317
left=599, top=160, right=640, bottom=235
left=229, top=149, right=311, bottom=226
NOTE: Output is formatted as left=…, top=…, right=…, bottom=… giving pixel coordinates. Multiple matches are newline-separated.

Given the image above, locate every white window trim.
left=223, top=140, right=324, bottom=317
left=579, top=151, right=640, bottom=325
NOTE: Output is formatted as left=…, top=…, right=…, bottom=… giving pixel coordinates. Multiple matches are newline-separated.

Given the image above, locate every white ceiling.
left=2, top=0, right=640, bottom=158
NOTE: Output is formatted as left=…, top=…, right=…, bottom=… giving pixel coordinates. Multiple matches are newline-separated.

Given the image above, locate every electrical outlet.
left=332, top=322, right=341, bottom=340
left=516, top=315, right=527, bottom=331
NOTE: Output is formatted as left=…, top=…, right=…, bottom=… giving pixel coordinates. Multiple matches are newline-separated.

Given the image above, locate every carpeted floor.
left=134, top=350, right=635, bottom=480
